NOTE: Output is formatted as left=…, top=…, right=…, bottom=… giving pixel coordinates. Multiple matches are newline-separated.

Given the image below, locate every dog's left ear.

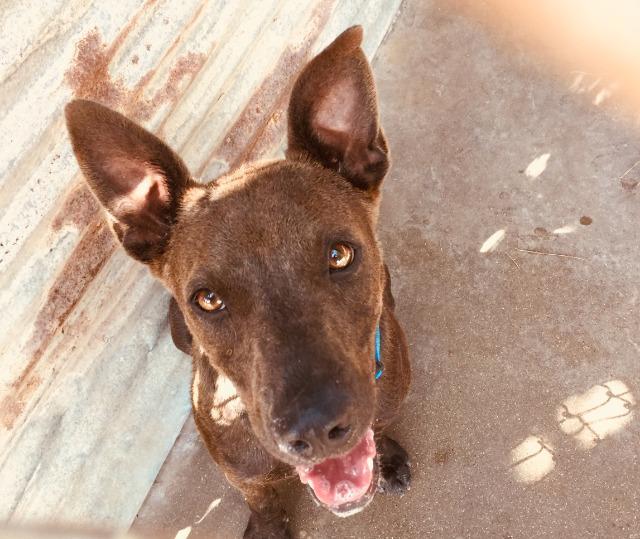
left=65, top=99, right=192, bottom=263
left=287, top=26, right=389, bottom=192
left=169, top=297, right=193, bottom=355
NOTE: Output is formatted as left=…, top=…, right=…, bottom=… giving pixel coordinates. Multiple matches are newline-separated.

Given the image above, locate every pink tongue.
left=296, top=428, right=376, bottom=507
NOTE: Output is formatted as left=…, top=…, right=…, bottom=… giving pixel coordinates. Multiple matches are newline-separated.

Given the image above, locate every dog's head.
left=65, top=26, right=389, bottom=514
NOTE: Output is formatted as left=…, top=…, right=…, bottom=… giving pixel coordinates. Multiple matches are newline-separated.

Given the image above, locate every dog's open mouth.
left=296, top=428, right=377, bottom=517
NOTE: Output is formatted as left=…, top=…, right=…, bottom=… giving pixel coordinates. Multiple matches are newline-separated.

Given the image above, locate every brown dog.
left=65, top=26, right=411, bottom=539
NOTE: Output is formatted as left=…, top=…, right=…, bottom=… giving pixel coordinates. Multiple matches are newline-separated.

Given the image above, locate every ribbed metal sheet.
left=0, top=0, right=402, bottom=530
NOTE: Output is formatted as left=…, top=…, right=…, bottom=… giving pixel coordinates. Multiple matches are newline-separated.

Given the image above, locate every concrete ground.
left=133, top=1, right=640, bottom=537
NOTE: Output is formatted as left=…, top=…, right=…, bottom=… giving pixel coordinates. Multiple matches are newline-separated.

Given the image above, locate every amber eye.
left=194, top=289, right=226, bottom=312
left=329, top=242, right=354, bottom=271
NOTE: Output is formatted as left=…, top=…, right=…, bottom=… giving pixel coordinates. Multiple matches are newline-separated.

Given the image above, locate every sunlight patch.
left=524, top=153, right=551, bottom=179
left=211, top=374, right=245, bottom=426
left=557, top=380, right=635, bottom=449
left=182, top=187, right=207, bottom=210
left=510, top=435, right=555, bottom=483
left=192, top=369, right=200, bottom=412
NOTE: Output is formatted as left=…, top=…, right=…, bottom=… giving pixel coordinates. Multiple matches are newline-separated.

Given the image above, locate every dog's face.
left=65, top=27, right=389, bottom=513
left=165, top=160, right=384, bottom=458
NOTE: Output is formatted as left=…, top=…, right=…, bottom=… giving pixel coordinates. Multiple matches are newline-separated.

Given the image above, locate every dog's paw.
left=243, top=513, right=291, bottom=539
left=376, top=435, right=411, bottom=495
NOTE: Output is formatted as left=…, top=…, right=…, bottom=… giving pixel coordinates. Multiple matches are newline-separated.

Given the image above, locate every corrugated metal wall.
left=0, top=0, right=402, bottom=529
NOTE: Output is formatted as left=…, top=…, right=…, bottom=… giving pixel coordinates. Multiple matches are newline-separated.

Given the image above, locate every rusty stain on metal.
left=1, top=28, right=206, bottom=428
left=141, top=52, right=207, bottom=119
left=62, top=1, right=151, bottom=109
left=51, top=184, right=99, bottom=232
left=1, top=223, right=114, bottom=430
left=65, top=29, right=206, bottom=121
left=64, top=30, right=129, bottom=108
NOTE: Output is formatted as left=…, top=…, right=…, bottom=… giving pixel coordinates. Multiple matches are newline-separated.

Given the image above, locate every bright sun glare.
left=557, top=380, right=635, bottom=450
left=511, top=380, right=635, bottom=483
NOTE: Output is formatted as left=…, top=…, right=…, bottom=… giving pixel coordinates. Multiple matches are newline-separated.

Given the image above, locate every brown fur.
left=65, top=26, right=410, bottom=538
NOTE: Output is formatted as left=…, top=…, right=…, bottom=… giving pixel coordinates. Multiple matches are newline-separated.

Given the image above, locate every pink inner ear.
left=128, top=172, right=170, bottom=209
left=106, top=158, right=171, bottom=219
left=313, top=79, right=358, bottom=143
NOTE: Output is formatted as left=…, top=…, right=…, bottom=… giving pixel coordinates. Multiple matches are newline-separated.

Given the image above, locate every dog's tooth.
left=364, top=428, right=376, bottom=455
left=295, top=465, right=313, bottom=483
left=367, top=457, right=374, bottom=471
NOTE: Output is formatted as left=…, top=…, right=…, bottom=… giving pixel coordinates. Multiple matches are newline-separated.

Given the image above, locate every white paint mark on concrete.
left=195, top=497, right=221, bottom=524
left=175, top=525, right=192, bottom=539
left=524, top=153, right=551, bottom=179
left=594, top=87, right=612, bottom=105
left=553, top=224, right=576, bottom=235
left=479, top=229, right=506, bottom=253
left=569, top=72, right=587, bottom=93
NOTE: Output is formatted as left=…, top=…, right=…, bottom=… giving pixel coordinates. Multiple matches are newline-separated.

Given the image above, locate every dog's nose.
left=279, top=410, right=353, bottom=458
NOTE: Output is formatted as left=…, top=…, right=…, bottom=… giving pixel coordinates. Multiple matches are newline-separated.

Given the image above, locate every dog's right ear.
left=65, top=99, right=192, bottom=263
left=287, top=26, right=389, bottom=192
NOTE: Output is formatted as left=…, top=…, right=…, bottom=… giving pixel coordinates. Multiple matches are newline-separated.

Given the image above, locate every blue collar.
left=374, top=325, right=383, bottom=380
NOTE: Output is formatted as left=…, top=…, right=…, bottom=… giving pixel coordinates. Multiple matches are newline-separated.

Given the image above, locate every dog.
left=65, top=26, right=411, bottom=539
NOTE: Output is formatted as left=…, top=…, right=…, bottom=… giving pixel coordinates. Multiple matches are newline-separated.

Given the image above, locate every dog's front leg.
left=194, top=411, right=291, bottom=539
left=202, top=438, right=292, bottom=539
left=376, top=434, right=411, bottom=495
left=237, top=480, right=290, bottom=539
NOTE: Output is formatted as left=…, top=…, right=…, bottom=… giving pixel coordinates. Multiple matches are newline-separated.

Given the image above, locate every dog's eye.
left=329, top=242, right=354, bottom=271
left=193, top=289, right=226, bottom=312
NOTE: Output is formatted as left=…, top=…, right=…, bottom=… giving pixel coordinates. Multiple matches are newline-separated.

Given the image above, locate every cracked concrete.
left=133, top=1, right=640, bottom=537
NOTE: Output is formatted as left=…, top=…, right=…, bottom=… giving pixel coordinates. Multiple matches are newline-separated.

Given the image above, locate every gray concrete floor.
left=133, top=1, right=640, bottom=537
